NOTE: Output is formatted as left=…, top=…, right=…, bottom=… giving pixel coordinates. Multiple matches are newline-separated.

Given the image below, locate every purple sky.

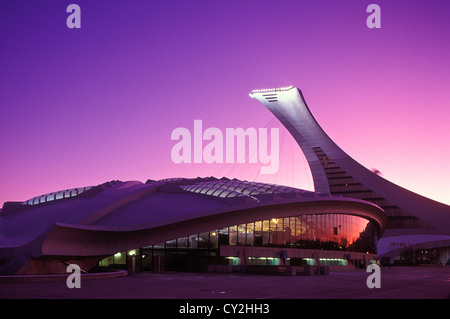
left=1, top=0, right=449, bottom=206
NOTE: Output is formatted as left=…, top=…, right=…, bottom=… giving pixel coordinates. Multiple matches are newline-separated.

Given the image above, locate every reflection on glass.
left=166, top=239, right=177, bottom=249
left=198, top=232, right=209, bottom=249
left=189, top=234, right=198, bottom=249
left=238, top=224, right=246, bottom=246
left=177, top=237, right=188, bottom=248
left=246, top=222, right=254, bottom=246
left=159, top=213, right=375, bottom=254
left=210, top=230, right=218, bottom=249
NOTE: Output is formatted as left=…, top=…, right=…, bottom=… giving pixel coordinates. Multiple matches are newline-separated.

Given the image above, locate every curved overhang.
left=38, top=196, right=386, bottom=256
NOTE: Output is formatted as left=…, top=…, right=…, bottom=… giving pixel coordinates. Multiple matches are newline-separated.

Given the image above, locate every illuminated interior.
left=100, top=212, right=377, bottom=271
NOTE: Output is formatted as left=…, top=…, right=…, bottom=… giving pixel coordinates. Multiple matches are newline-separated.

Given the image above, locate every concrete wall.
left=15, top=256, right=105, bottom=275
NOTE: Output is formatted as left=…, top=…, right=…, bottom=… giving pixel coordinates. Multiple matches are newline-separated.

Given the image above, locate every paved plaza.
left=1, top=266, right=449, bottom=299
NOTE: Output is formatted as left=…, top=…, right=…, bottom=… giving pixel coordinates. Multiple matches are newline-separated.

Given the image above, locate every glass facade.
left=200, top=213, right=374, bottom=250
left=179, top=179, right=314, bottom=200
left=23, top=186, right=94, bottom=206
left=133, top=213, right=378, bottom=271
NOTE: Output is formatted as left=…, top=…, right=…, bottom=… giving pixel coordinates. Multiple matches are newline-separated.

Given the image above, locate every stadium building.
left=1, top=86, right=448, bottom=276
left=0, top=177, right=385, bottom=275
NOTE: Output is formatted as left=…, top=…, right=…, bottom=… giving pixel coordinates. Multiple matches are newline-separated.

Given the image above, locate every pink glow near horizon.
left=0, top=1, right=449, bottom=206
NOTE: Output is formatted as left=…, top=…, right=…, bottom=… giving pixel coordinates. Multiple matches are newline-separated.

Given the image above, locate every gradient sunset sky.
left=1, top=0, right=449, bottom=206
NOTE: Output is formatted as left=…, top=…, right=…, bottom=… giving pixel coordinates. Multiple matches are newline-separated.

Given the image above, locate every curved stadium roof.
left=0, top=177, right=386, bottom=275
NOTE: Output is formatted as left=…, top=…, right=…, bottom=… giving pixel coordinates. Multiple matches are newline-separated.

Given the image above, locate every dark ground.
left=1, top=266, right=449, bottom=299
